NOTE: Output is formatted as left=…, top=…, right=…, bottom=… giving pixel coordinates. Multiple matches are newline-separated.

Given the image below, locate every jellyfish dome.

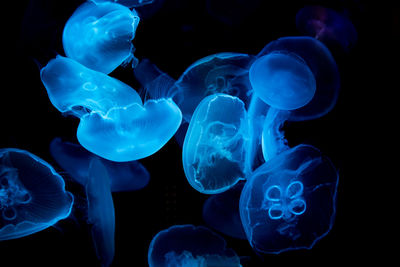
left=182, top=94, right=249, bottom=194
left=91, top=0, right=155, bottom=8
left=258, top=36, right=340, bottom=121
left=40, top=56, right=142, bottom=117
left=239, top=144, right=338, bottom=253
left=148, top=225, right=241, bottom=267
left=63, top=1, right=140, bottom=74
left=0, top=148, right=73, bottom=241
left=173, top=52, right=255, bottom=122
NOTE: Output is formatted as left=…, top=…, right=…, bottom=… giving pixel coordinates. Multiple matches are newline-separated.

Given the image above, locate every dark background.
left=0, top=0, right=391, bottom=266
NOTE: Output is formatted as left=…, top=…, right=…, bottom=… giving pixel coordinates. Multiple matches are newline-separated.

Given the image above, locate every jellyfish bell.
left=0, top=148, right=73, bottom=241
left=63, top=1, right=140, bottom=74
left=91, top=0, right=155, bottom=8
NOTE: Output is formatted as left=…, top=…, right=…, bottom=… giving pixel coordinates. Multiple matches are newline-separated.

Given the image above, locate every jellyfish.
left=0, top=148, right=73, bottom=241
left=40, top=56, right=142, bottom=117
left=50, top=138, right=150, bottom=191
left=257, top=36, right=340, bottom=121
left=63, top=1, right=140, bottom=74
left=173, top=52, right=255, bottom=123
left=239, top=144, right=339, bottom=253
left=86, top=157, right=115, bottom=267
left=183, top=94, right=249, bottom=194
left=296, top=6, right=357, bottom=52
left=206, top=0, right=262, bottom=25
left=91, top=0, right=155, bottom=8
left=148, top=225, right=241, bottom=267
left=77, top=98, right=182, bottom=162
left=202, top=182, right=246, bottom=239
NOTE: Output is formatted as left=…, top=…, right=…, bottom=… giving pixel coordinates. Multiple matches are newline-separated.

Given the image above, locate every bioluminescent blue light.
left=91, top=0, right=155, bottom=8
left=0, top=148, right=73, bottom=241
left=40, top=56, right=142, bottom=117
left=296, top=6, right=358, bottom=52
left=63, top=1, right=140, bottom=74
left=249, top=52, right=317, bottom=110
left=239, top=144, right=339, bottom=253
left=258, top=36, right=340, bottom=121
left=86, top=158, right=115, bottom=267
left=206, top=0, right=262, bottom=25
left=77, top=98, right=182, bottom=162
left=182, top=93, right=248, bottom=194
left=173, top=52, right=254, bottom=122
left=202, top=183, right=246, bottom=240
left=50, top=138, right=150, bottom=192
left=148, top=225, right=241, bottom=267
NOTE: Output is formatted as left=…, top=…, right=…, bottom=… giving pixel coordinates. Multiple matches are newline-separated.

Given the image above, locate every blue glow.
left=249, top=52, right=316, bottom=110
left=86, top=158, right=115, bottom=267
left=258, top=36, right=340, bottom=121
left=0, top=148, right=73, bottom=241
left=296, top=6, right=358, bottom=52
left=40, top=56, right=142, bottom=117
left=173, top=52, right=254, bottom=122
left=63, top=1, right=140, bottom=74
left=91, top=0, right=155, bottom=8
left=77, top=98, right=182, bottom=162
left=50, top=138, right=150, bottom=191
left=239, top=144, right=339, bottom=253
left=182, top=94, right=248, bottom=194
left=148, top=225, right=241, bottom=267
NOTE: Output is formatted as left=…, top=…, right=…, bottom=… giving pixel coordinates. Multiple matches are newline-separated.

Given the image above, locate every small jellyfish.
left=249, top=51, right=317, bottom=110
left=148, top=225, right=241, bottom=267
left=183, top=94, right=249, bottom=194
left=296, top=6, right=357, bottom=52
left=239, top=144, right=339, bottom=253
left=206, top=0, right=262, bottom=26
left=40, top=56, right=142, bottom=117
left=0, top=148, right=73, bottom=241
left=258, top=36, right=340, bottom=121
left=50, top=138, right=150, bottom=191
left=77, top=98, right=182, bottom=162
left=173, top=52, right=255, bottom=122
left=202, top=182, right=247, bottom=239
left=63, top=1, right=140, bottom=74
left=86, top=157, right=115, bottom=267
left=91, top=0, right=155, bottom=8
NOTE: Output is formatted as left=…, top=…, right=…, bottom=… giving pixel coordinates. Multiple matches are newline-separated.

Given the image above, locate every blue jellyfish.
left=148, top=225, right=241, bottom=267
left=91, top=0, right=155, bottom=8
left=77, top=98, right=182, bottom=162
left=50, top=138, right=150, bottom=191
left=40, top=56, right=142, bottom=117
left=206, top=0, right=262, bottom=25
left=86, top=157, right=115, bottom=267
left=249, top=51, right=317, bottom=110
left=296, top=6, right=358, bottom=52
left=0, top=148, right=73, bottom=241
left=239, top=144, right=339, bottom=253
left=258, top=36, right=340, bottom=121
left=63, top=1, right=140, bottom=74
left=183, top=94, right=249, bottom=194
left=202, top=183, right=246, bottom=239
left=173, top=52, right=255, bottom=122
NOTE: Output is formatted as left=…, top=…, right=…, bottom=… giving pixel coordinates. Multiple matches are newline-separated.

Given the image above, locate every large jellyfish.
left=239, top=144, right=339, bottom=253
left=40, top=56, right=142, bottom=117
left=63, top=1, right=140, bottom=74
left=91, top=0, right=155, bottom=8
left=0, top=148, right=73, bottom=241
left=257, top=36, right=340, bottom=121
left=296, top=6, right=357, bottom=52
left=173, top=52, right=255, bottom=122
left=50, top=138, right=150, bottom=191
left=182, top=94, right=249, bottom=194
left=148, top=225, right=241, bottom=267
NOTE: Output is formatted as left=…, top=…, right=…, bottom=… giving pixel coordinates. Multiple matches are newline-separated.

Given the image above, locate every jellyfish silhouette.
left=183, top=94, right=249, bottom=194
left=86, top=157, right=115, bottom=267
left=91, top=0, right=155, bottom=8
left=296, top=6, right=357, bottom=52
left=257, top=36, right=340, bottom=121
left=40, top=56, right=142, bottom=117
left=173, top=52, right=255, bottom=122
left=148, top=225, right=241, bottom=267
left=63, top=1, right=140, bottom=74
left=239, top=144, right=339, bottom=253
left=0, top=148, right=73, bottom=241
left=50, top=138, right=150, bottom=191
